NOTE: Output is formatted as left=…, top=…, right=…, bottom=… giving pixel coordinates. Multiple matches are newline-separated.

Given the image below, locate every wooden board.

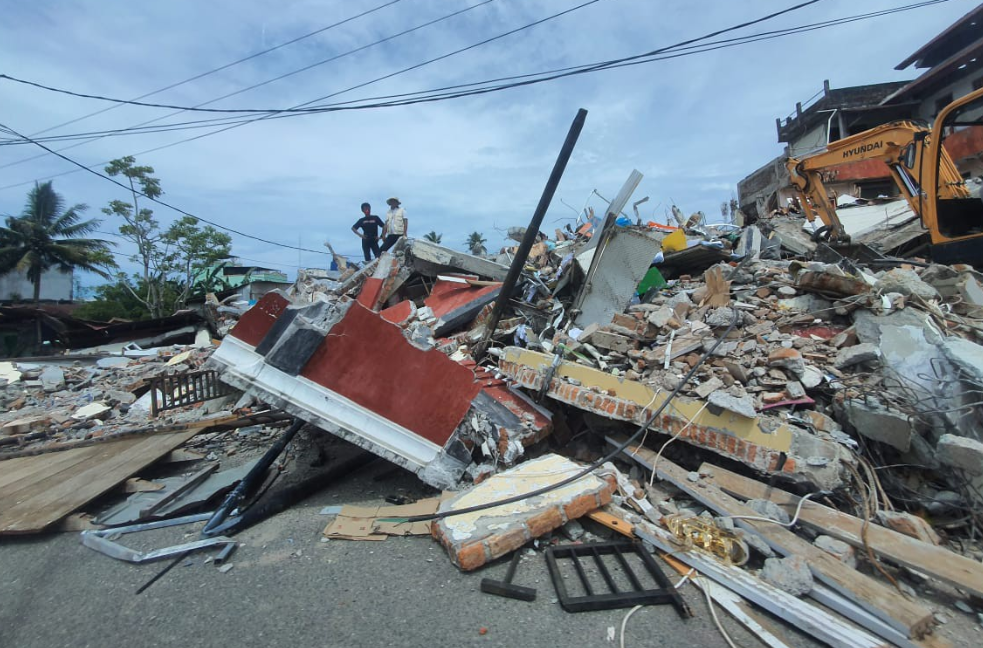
left=623, top=445, right=934, bottom=640
left=0, top=431, right=198, bottom=535
left=699, top=462, right=983, bottom=600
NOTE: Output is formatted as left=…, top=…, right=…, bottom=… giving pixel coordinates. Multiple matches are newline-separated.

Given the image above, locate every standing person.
left=351, top=202, right=385, bottom=262
left=380, top=197, right=408, bottom=252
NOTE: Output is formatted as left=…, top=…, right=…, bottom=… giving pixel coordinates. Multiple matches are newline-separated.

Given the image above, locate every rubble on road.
left=5, top=173, right=983, bottom=648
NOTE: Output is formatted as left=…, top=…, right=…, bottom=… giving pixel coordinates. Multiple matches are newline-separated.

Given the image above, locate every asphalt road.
left=0, top=440, right=971, bottom=648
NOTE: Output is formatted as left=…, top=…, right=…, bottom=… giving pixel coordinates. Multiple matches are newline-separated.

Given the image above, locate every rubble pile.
left=0, top=345, right=237, bottom=450
left=5, top=179, right=983, bottom=645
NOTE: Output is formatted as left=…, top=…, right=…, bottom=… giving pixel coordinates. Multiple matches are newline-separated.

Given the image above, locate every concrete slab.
left=432, top=454, right=617, bottom=571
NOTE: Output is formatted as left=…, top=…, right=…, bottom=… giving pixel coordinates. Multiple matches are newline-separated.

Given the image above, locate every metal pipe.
left=201, top=418, right=304, bottom=536
left=474, top=108, right=587, bottom=360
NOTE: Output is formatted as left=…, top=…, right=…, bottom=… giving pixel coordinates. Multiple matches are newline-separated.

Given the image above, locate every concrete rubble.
left=5, top=185, right=983, bottom=648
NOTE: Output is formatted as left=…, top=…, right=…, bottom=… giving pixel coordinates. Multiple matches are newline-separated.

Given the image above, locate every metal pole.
left=474, top=108, right=587, bottom=360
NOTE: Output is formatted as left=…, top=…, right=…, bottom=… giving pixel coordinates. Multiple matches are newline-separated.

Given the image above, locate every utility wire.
left=0, top=0, right=947, bottom=192
left=4, top=0, right=947, bottom=152
left=0, top=122, right=328, bottom=254
left=0, top=0, right=497, bottom=171
left=2, top=0, right=949, bottom=148
left=0, top=1, right=497, bottom=116
left=0, top=0, right=406, bottom=169
left=0, top=0, right=605, bottom=190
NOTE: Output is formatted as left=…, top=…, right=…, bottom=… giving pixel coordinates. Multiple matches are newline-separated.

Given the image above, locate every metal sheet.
left=574, top=228, right=663, bottom=327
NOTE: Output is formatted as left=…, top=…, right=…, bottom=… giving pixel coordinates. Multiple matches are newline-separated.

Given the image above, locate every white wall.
left=0, top=268, right=73, bottom=301
left=917, top=76, right=978, bottom=122
left=789, top=122, right=830, bottom=157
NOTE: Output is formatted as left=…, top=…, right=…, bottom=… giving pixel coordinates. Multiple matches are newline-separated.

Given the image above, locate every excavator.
left=786, top=86, right=983, bottom=264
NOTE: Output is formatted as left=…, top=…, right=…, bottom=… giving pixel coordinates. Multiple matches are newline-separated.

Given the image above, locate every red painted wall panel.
left=301, top=303, right=480, bottom=446
left=228, top=292, right=289, bottom=347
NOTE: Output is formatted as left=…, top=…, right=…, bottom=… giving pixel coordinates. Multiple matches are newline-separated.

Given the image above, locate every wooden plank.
left=634, top=522, right=891, bottom=648
left=660, top=551, right=796, bottom=648
left=586, top=509, right=635, bottom=538
left=0, top=431, right=197, bottom=534
left=699, top=462, right=983, bottom=600
left=0, top=447, right=98, bottom=497
left=622, top=445, right=934, bottom=639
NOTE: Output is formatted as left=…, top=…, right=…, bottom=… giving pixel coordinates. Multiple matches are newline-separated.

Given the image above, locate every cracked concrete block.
left=874, top=269, right=939, bottom=300
left=431, top=455, right=616, bottom=571
left=876, top=511, right=941, bottom=546
left=39, top=366, right=65, bottom=392
left=694, top=376, right=724, bottom=399
left=647, top=306, right=675, bottom=329
left=746, top=499, right=790, bottom=524
left=834, top=343, right=880, bottom=369
left=707, top=391, right=757, bottom=419
left=814, top=535, right=857, bottom=568
left=706, top=307, right=736, bottom=328
left=768, top=348, right=804, bottom=377
left=761, top=555, right=813, bottom=596
left=936, top=434, right=983, bottom=475
left=839, top=398, right=912, bottom=452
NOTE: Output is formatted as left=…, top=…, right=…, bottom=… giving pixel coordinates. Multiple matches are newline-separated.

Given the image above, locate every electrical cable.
left=0, top=0, right=951, bottom=209
left=3, top=0, right=949, bottom=142
left=723, top=490, right=824, bottom=527
left=16, top=0, right=952, bottom=126
left=389, top=308, right=741, bottom=524
left=0, top=121, right=329, bottom=254
left=0, top=0, right=944, bottom=190
left=0, top=0, right=406, bottom=171
left=698, top=576, right=739, bottom=648
left=619, top=605, right=645, bottom=648
left=645, top=402, right=710, bottom=488
left=0, top=0, right=499, bottom=174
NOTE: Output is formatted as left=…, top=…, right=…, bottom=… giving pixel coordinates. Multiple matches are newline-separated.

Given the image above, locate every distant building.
left=0, top=268, right=73, bottom=302
left=194, top=263, right=292, bottom=304
left=738, top=5, right=983, bottom=219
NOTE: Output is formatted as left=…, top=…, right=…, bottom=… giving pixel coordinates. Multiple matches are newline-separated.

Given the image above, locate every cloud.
left=0, top=0, right=973, bottom=280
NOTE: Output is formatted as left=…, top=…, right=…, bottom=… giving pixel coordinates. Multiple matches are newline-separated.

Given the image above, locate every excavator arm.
left=785, top=121, right=932, bottom=243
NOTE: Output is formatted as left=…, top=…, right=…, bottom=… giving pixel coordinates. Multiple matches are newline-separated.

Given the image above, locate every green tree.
left=0, top=181, right=115, bottom=304
left=466, top=231, right=487, bottom=255
left=103, top=156, right=170, bottom=317
left=423, top=231, right=443, bottom=244
left=163, top=215, right=232, bottom=309
left=74, top=275, right=181, bottom=321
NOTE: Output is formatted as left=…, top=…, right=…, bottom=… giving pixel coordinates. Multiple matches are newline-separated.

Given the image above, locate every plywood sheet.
left=0, top=431, right=198, bottom=535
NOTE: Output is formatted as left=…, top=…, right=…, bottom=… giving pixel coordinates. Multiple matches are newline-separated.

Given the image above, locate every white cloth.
left=386, top=206, right=406, bottom=236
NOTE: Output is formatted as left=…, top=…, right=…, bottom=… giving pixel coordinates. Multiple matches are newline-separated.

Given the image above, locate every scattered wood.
left=623, top=445, right=935, bottom=640
left=0, top=431, right=199, bottom=535
left=700, top=462, right=983, bottom=599
left=660, top=552, right=795, bottom=648
left=634, top=522, right=889, bottom=648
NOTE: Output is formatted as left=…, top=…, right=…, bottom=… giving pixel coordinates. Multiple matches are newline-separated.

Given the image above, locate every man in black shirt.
left=351, top=202, right=385, bottom=262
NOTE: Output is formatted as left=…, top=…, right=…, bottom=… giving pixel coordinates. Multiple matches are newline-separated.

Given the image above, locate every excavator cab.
left=930, top=90, right=983, bottom=262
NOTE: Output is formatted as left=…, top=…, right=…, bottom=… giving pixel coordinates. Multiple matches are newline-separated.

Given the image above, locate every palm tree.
left=423, top=231, right=443, bottom=244
left=466, top=231, right=487, bottom=256
left=0, top=182, right=115, bottom=304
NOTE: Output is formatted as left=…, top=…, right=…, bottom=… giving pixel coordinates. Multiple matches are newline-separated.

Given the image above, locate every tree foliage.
left=0, top=181, right=115, bottom=303
left=423, top=231, right=443, bottom=244
left=466, top=231, right=487, bottom=255
left=100, top=157, right=232, bottom=318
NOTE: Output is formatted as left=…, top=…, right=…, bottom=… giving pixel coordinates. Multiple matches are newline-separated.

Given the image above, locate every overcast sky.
left=0, top=0, right=975, bottom=283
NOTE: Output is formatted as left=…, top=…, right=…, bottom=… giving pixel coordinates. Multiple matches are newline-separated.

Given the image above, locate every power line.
left=0, top=0, right=949, bottom=190
left=0, top=1, right=499, bottom=116
left=3, top=0, right=945, bottom=151
left=0, top=0, right=497, bottom=171
left=0, top=0, right=605, bottom=189
left=0, top=0, right=406, bottom=170
left=0, top=122, right=329, bottom=255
